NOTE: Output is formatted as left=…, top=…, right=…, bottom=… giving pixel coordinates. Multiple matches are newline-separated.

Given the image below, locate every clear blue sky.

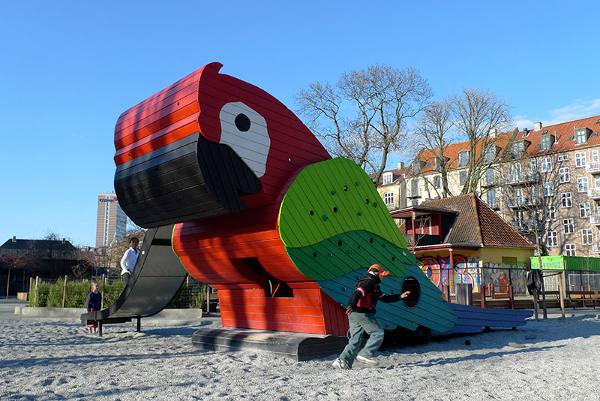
left=1, top=1, right=599, bottom=246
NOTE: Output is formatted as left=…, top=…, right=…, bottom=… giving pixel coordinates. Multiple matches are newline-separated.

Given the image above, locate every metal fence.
left=420, top=264, right=600, bottom=306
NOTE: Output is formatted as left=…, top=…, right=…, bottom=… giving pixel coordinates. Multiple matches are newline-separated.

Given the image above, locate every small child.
left=85, top=282, right=102, bottom=334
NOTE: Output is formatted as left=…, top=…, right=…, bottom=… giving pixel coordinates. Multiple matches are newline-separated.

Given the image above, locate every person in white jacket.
left=120, top=237, right=140, bottom=282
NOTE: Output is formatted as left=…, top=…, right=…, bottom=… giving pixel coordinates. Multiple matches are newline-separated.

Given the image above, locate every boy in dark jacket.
left=85, top=282, right=102, bottom=334
left=332, top=264, right=410, bottom=369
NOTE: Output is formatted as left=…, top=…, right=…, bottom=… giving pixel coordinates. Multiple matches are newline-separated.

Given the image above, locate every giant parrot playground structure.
left=81, top=63, right=531, bottom=360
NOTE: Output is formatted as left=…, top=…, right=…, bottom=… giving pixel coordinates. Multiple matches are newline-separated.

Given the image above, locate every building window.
left=458, top=151, right=469, bottom=168
left=558, top=154, right=569, bottom=162
left=511, top=141, right=525, bottom=159
left=459, top=170, right=467, bottom=186
left=540, top=157, right=552, bottom=172
left=575, top=152, right=586, bottom=168
left=384, top=192, right=395, bottom=205
left=515, top=187, right=525, bottom=205
left=434, top=156, right=443, bottom=172
left=582, top=229, right=593, bottom=245
left=548, top=206, right=556, bottom=220
left=433, top=175, right=441, bottom=189
left=544, top=182, right=554, bottom=197
left=411, top=179, right=419, bottom=197
left=486, top=168, right=494, bottom=185
left=563, top=218, right=574, bottom=234
left=580, top=202, right=591, bottom=218
left=565, top=244, right=576, bottom=256
left=559, top=167, right=570, bottom=183
left=561, top=192, right=572, bottom=208
left=547, top=231, right=558, bottom=247
left=595, top=176, right=600, bottom=189
left=484, top=145, right=496, bottom=163
left=577, top=177, right=589, bottom=193
left=592, top=149, right=600, bottom=163
left=530, top=158, right=537, bottom=172
left=382, top=172, right=393, bottom=185
left=487, top=188, right=496, bottom=209
left=575, top=129, right=588, bottom=144
left=510, top=163, right=522, bottom=182
left=541, top=134, right=553, bottom=150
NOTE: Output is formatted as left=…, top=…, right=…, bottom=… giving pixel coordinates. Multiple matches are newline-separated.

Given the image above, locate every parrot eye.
left=235, top=113, right=251, bottom=132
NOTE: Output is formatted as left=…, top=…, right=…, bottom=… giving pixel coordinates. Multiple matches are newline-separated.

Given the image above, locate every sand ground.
left=1, top=301, right=599, bottom=401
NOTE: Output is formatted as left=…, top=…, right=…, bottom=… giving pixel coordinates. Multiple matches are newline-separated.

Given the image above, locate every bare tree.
left=452, top=89, right=512, bottom=194
left=499, top=143, right=564, bottom=256
left=414, top=100, right=456, bottom=198
left=296, top=65, right=432, bottom=183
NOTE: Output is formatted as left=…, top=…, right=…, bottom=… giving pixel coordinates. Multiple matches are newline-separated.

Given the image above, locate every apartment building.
left=95, top=193, right=127, bottom=248
left=375, top=162, right=411, bottom=211
left=376, top=114, right=600, bottom=257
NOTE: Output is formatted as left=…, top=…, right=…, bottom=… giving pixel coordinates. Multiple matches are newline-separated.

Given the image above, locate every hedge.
left=28, top=280, right=204, bottom=309
left=29, top=280, right=125, bottom=308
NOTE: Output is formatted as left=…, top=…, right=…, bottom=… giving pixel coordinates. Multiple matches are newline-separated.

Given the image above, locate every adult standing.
left=120, top=237, right=140, bottom=282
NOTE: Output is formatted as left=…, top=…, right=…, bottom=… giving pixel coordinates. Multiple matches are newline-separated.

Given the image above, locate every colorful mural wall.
left=418, top=254, right=482, bottom=293
left=417, top=254, right=529, bottom=296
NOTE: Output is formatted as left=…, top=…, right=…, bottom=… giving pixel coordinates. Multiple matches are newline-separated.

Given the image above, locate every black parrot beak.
left=196, top=135, right=261, bottom=212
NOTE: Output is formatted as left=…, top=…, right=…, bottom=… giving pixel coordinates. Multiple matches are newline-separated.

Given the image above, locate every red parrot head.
left=113, top=62, right=329, bottom=228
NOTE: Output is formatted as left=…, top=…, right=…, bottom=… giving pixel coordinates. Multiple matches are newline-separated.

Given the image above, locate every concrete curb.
left=14, top=306, right=203, bottom=323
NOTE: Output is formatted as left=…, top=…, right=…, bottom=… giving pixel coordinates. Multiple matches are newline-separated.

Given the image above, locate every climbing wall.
left=279, top=158, right=457, bottom=333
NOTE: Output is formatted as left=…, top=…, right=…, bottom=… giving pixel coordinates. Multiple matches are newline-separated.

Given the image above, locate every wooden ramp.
left=441, top=304, right=533, bottom=335
left=192, top=327, right=347, bottom=361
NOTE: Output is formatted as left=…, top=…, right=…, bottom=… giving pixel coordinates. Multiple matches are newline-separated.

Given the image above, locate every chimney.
left=534, top=122, right=543, bottom=131
left=11, top=236, right=16, bottom=243
left=397, top=162, right=404, bottom=170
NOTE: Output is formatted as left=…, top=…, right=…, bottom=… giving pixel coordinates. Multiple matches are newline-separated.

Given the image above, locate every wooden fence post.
left=100, top=274, right=106, bottom=310
left=559, top=270, right=566, bottom=319
left=62, top=275, right=68, bottom=308
left=5, top=267, right=11, bottom=299
left=28, top=277, right=33, bottom=301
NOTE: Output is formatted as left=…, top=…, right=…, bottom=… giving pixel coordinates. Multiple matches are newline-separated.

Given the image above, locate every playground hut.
left=392, top=194, right=535, bottom=306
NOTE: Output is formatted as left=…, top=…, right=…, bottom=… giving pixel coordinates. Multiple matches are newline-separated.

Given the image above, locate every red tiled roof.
left=516, top=115, right=600, bottom=156
left=420, top=194, right=534, bottom=249
left=416, top=115, right=600, bottom=172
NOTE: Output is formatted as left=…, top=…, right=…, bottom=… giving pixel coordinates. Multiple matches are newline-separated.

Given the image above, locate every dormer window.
left=458, top=151, right=469, bottom=168
left=382, top=172, right=393, bottom=185
left=575, top=128, right=589, bottom=144
left=484, top=145, right=497, bottom=163
left=540, top=133, right=554, bottom=150
left=511, top=141, right=527, bottom=159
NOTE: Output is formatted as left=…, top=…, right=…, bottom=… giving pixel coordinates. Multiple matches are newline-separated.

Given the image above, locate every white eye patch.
left=218, top=102, right=270, bottom=178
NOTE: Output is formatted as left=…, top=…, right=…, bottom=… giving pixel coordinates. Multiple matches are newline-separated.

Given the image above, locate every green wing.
left=278, top=158, right=457, bottom=333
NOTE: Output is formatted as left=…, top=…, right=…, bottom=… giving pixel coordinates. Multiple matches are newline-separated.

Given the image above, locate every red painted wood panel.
left=115, top=62, right=349, bottom=335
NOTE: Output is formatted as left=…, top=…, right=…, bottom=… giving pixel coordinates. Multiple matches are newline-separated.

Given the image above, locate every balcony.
left=481, top=179, right=495, bottom=188
left=588, top=188, right=600, bottom=200
left=514, top=222, right=532, bottom=233
left=587, top=162, right=600, bottom=174
left=506, top=172, right=540, bottom=186
left=508, top=198, right=540, bottom=209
